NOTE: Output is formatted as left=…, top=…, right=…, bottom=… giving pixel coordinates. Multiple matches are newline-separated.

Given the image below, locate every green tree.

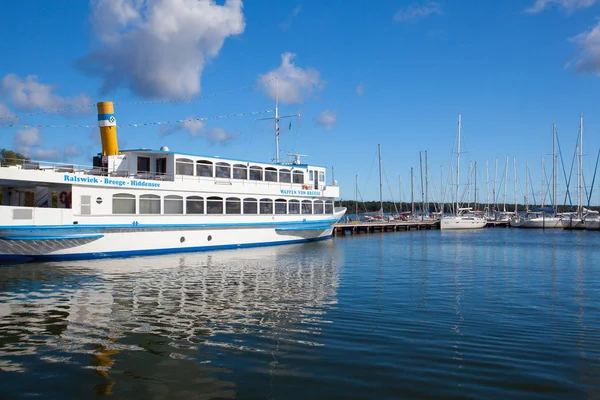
left=0, top=149, right=30, bottom=166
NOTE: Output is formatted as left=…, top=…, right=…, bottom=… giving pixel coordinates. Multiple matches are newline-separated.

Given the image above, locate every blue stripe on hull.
left=0, top=236, right=332, bottom=262
left=0, top=218, right=339, bottom=231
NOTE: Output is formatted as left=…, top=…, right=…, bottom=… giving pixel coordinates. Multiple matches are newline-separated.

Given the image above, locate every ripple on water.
left=0, top=232, right=599, bottom=398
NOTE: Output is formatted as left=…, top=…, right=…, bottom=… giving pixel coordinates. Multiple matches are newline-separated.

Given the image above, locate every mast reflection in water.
left=0, top=241, right=341, bottom=398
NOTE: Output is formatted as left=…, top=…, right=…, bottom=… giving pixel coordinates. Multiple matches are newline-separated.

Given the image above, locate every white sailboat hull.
left=509, top=217, right=563, bottom=229
left=440, top=216, right=487, bottom=230
left=585, top=219, right=600, bottom=231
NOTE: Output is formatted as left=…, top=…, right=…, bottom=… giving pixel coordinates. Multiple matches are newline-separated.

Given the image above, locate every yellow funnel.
left=97, top=102, right=119, bottom=156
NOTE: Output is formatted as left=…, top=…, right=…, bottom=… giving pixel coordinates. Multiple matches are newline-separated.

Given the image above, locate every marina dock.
left=333, top=220, right=510, bottom=236
left=333, top=221, right=439, bottom=236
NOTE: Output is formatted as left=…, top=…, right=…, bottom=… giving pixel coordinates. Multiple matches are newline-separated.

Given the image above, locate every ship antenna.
left=287, top=153, right=308, bottom=165
left=256, top=76, right=300, bottom=163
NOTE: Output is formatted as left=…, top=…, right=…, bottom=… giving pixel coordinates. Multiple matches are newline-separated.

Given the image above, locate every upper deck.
left=0, top=148, right=340, bottom=199
left=99, top=148, right=330, bottom=189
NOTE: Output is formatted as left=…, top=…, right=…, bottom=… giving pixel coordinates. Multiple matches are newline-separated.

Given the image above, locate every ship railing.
left=0, top=158, right=331, bottom=189
left=0, top=157, right=96, bottom=174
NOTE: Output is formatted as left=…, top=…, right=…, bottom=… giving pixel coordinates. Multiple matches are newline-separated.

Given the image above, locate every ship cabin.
left=93, top=148, right=329, bottom=191
left=0, top=148, right=338, bottom=221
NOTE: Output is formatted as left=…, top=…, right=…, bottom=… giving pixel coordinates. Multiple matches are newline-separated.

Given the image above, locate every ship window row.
left=175, top=158, right=311, bottom=184
left=112, top=193, right=334, bottom=215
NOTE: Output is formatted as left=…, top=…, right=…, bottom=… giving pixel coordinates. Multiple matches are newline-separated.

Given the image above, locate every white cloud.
left=0, top=74, right=93, bottom=113
left=181, top=119, right=206, bottom=137
left=356, top=83, right=365, bottom=96
left=280, top=4, right=302, bottom=31
left=78, top=0, right=245, bottom=99
left=157, top=119, right=235, bottom=144
left=14, top=128, right=42, bottom=155
left=394, top=1, right=442, bottom=23
left=34, top=148, right=63, bottom=162
left=525, top=0, right=597, bottom=13
left=13, top=128, right=80, bottom=161
left=63, top=145, right=80, bottom=159
left=315, top=109, right=337, bottom=130
left=0, top=102, right=17, bottom=121
left=258, top=53, right=324, bottom=104
left=158, top=117, right=205, bottom=137
left=205, top=127, right=239, bottom=144
left=569, top=20, right=600, bottom=74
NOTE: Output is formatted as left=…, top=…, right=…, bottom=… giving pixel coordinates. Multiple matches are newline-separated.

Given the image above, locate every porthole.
left=207, top=235, right=212, bottom=241
left=180, top=236, right=185, bottom=243
left=96, top=197, right=103, bottom=204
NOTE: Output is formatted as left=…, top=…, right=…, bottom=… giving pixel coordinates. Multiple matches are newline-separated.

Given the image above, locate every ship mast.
left=256, top=77, right=299, bottom=163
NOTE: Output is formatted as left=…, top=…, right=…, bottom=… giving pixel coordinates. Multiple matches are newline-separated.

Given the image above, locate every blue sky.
left=1, top=0, right=600, bottom=206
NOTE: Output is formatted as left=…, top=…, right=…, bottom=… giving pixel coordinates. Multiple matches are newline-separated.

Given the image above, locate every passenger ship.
left=0, top=102, right=345, bottom=260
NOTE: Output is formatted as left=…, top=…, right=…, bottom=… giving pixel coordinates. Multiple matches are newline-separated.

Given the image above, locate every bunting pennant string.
left=0, top=77, right=275, bottom=120
left=0, top=109, right=274, bottom=129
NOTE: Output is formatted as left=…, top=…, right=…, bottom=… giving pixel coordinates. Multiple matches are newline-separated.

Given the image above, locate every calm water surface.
left=0, top=230, right=599, bottom=399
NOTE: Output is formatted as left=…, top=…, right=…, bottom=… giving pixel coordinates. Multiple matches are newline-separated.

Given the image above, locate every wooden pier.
left=333, top=221, right=439, bottom=236
left=333, top=220, right=511, bottom=236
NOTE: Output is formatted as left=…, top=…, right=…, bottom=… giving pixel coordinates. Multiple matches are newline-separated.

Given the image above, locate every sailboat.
left=440, top=113, right=487, bottom=230
left=562, top=115, right=588, bottom=230
left=511, top=123, right=563, bottom=228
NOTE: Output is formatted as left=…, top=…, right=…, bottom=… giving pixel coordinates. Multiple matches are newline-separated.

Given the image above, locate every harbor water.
left=0, top=229, right=599, bottom=399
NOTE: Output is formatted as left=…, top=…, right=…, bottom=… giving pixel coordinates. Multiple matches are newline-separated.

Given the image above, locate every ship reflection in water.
left=0, top=241, right=342, bottom=398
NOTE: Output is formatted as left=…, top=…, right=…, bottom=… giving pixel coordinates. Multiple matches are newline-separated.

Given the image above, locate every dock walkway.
left=333, top=221, right=439, bottom=236
left=333, top=220, right=510, bottom=236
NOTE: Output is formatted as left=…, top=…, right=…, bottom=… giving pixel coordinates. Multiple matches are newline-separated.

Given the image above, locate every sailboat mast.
left=541, top=156, right=545, bottom=208
left=355, top=175, right=358, bottom=217
left=378, top=144, right=383, bottom=215
left=425, top=150, right=429, bottom=215
left=474, top=162, right=478, bottom=210
left=494, top=158, right=498, bottom=213
left=440, top=165, right=444, bottom=214
left=504, top=156, right=508, bottom=212
left=411, top=167, right=415, bottom=216
left=552, top=123, right=557, bottom=216
left=399, top=175, right=403, bottom=212
left=486, top=160, right=489, bottom=217
left=456, top=113, right=461, bottom=216
left=419, top=151, right=424, bottom=218
left=513, top=157, right=517, bottom=215
left=525, top=162, right=529, bottom=211
left=578, top=115, right=583, bottom=218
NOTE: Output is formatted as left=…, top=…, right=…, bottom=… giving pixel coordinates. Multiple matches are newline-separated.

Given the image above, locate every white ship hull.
left=440, top=216, right=487, bottom=230
left=0, top=211, right=344, bottom=260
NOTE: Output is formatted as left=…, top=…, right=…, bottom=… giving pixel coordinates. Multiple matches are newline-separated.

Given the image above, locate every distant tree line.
left=0, top=149, right=29, bottom=166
